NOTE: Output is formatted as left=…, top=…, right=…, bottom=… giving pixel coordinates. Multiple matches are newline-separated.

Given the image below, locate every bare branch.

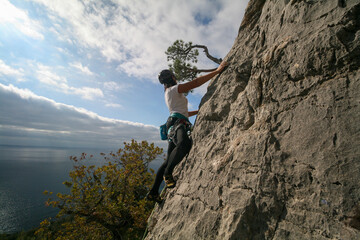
left=186, top=44, right=222, bottom=64
left=184, top=66, right=218, bottom=73
left=195, top=68, right=218, bottom=73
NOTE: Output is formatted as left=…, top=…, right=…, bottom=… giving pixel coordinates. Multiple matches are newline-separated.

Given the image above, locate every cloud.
left=103, top=81, right=131, bottom=92
left=0, top=59, right=25, bottom=81
left=72, top=87, right=104, bottom=100
left=36, top=63, right=68, bottom=86
left=28, top=0, right=247, bottom=80
left=0, top=0, right=44, bottom=40
left=69, top=62, right=94, bottom=76
left=35, top=63, right=103, bottom=100
left=0, top=83, right=161, bottom=148
left=105, top=103, right=123, bottom=109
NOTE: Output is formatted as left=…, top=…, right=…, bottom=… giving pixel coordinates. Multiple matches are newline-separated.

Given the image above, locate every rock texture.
left=146, top=0, right=360, bottom=239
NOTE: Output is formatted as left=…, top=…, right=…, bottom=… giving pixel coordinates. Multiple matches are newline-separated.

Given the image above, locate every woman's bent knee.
left=178, top=138, right=191, bottom=153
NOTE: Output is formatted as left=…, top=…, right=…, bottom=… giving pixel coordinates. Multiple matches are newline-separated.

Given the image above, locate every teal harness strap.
left=159, top=113, right=190, bottom=141
left=167, top=113, right=192, bottom=144
left=168, top=113, right=190, bottom=135
left=170, top=112, right=189, bottom=122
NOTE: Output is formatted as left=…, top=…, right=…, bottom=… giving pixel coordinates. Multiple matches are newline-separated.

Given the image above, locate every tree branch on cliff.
left=187, top=44, right=222, bottom=64
left=165, top=39, right=222, bottom=83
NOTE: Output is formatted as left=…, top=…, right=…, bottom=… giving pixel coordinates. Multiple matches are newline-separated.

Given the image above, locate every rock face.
left=146, top=0, right=360, bottom=239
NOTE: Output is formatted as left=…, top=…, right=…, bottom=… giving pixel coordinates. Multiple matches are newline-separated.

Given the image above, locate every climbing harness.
left=159, top=113, right=192, bottom=143
left=167, top=119, right=191, bottom=145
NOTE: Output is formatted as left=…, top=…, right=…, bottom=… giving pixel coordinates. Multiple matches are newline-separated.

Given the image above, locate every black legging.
left=150, top=126, right=192, bottom=193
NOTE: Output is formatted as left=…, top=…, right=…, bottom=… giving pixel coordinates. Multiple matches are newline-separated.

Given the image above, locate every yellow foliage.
left=36, top=140, right=163, bottom=240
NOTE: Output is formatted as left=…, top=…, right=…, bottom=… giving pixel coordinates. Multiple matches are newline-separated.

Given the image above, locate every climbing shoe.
left=163, top=175, right=176, bottom=188
left=146, top=191, right=163, bottom=203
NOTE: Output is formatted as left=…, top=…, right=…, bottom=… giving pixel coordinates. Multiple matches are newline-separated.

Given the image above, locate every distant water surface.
left=0, top=145, right=163, bottom=233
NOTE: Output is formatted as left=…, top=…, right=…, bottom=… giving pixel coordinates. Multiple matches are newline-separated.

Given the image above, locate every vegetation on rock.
left=165, top=39, right=222, bottom=83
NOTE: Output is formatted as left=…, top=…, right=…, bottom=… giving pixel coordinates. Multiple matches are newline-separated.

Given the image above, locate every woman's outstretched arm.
left=177, top=61, right=227, bottom=94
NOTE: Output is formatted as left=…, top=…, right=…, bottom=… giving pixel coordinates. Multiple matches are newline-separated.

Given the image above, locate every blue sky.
left=0, top=0, right=248, bottom=149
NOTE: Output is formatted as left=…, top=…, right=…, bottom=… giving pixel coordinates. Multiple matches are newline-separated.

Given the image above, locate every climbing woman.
left=146, top=61, right=227, bottom=202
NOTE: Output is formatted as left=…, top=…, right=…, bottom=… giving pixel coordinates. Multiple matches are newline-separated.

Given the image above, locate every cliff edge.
left=146, top=0, right=360, bottom=239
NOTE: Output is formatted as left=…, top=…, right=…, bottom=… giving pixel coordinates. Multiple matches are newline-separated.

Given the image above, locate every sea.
left=0, top=145, right=163, bottom=234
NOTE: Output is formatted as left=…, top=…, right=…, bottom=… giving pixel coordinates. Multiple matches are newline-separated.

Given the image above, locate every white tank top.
left=165, top=85, right=189, bottom=118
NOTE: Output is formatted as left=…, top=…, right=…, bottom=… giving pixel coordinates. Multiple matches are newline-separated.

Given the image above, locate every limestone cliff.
left=146, top=0, right=360, bottom=239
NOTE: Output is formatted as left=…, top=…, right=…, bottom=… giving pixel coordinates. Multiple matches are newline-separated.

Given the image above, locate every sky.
left=0, top=0, right=249, bottom=149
